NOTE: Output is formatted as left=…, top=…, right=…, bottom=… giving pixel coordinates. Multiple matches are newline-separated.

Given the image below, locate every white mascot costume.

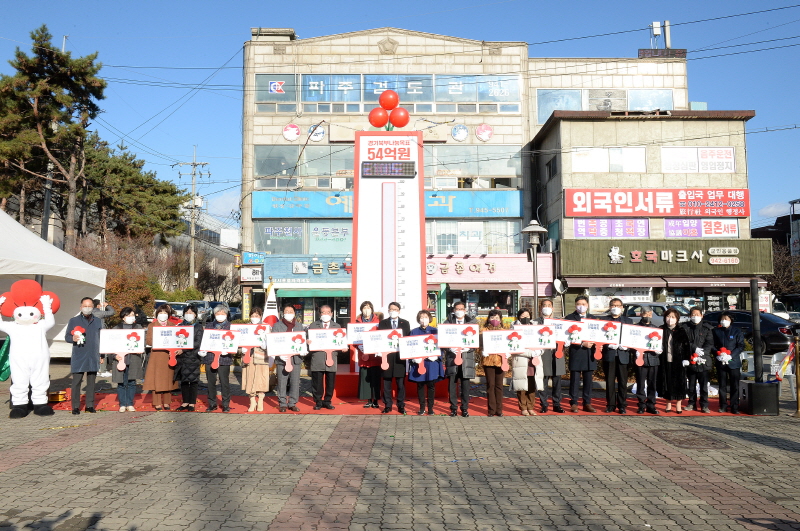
left=0, top=279, right=61, bottom=419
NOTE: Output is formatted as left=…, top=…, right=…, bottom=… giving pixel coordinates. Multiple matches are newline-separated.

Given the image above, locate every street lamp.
left=521, top=220, right=549, bottom=315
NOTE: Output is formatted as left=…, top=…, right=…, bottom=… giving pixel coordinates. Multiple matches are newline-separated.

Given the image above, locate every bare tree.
left=762, top=243, right=798, bottom=295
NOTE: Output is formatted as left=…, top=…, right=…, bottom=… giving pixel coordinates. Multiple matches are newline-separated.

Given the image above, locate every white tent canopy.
left=0, top=209, right=107, bottom=357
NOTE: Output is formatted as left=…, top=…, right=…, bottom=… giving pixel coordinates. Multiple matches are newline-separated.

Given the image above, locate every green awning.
left=276, top=288, right=351, bottom=297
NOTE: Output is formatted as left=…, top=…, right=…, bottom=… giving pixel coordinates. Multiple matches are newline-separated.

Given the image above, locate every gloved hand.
left=198, top=350, right=207, bottom=357
left=716, top=355, right=724, bottom=362
left=654, top=348, right=663, bottom=355
left=617, top=345, right=628, bottom=351
left=427, top=356, right=438, bottom=362
left=608, top=344, right=618, bottom=350
left=695, top=348, right=704, bottom=356
left=697, top=357, right=706, bottom=364
left=682, top=360, right=690, bottom=367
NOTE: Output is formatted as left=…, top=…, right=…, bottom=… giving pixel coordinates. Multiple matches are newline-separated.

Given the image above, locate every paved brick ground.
left=1, top=362, right=799, bottom=530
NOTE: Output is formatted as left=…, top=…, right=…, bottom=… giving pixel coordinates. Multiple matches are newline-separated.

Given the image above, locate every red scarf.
left=281, top=318, right=295, bottom=332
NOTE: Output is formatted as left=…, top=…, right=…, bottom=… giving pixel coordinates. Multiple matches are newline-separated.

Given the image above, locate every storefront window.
left=253, top=220, right=304, bottom=254
left=308, top=220, right=352, bottom=255
left=425, top=220, right=521, bottom=254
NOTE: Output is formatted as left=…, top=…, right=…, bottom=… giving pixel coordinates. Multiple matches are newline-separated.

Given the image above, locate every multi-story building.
left=240, top=26, right=770, bottom=322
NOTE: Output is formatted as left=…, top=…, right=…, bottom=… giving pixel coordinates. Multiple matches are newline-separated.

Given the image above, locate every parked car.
left=622, top=302, right=690, bottom=327
left=787, top=311, right=800, bottom=324
left=186, top=300, right=212, bottom=322
left=229, top=306, right=242, bottom=321
left=168, top=302, right=187, bottom=318
left=703, top=310, right=800, bottom=355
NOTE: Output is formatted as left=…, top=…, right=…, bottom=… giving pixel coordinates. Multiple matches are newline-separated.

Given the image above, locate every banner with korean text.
left=565, top=188, right=749, bottom=218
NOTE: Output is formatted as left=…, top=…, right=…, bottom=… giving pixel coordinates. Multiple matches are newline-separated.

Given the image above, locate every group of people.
left=64, top=295, right=745, bottom=416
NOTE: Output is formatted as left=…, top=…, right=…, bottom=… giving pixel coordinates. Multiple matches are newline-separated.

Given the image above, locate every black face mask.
left=639, top=317, right=651, bottom=324
left=519, top=317, right=531, bottom=325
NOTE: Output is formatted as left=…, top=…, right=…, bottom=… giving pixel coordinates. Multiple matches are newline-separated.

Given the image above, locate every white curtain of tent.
left=0, top=209, right=107, bottom=357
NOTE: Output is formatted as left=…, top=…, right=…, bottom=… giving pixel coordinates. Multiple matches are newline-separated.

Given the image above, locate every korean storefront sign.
left=261, top=254, right=352, bottom=284
left=560, top=239, right=773, bottom=276
left=574, top=219, right=649, bottom=238
left=664, top=219, right=739, bottom=238
left=565, top=188, right=749, bottom=217
left=661, top=147, right=735, bottom=173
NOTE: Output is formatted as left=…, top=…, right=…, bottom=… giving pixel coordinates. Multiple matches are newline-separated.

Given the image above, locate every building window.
left=252, top=220, right=352, bottom=255
left=545, top=157, right=558, bottom=181
left=255, top=145, right=300, bottom=188
left=425, top=220, right=522, bottom=254
left=422, top=145, right=521, bottom=190
left=255, top=145, right=355, bottom=190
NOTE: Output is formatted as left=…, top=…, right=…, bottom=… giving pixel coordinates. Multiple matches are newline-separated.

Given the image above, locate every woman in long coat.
left=535, top=299, right=565, bottom=413
left=355, top=301, right=382, bottom=407
left=480, top=309, right=507, bottom=417
left=656, top=308, right=689, bottom=413
left=408, top=310, right=445, bottom=415
left=144, top=304, right=179, bottom=411
left=242, top=307, right=271, bottom=412
left=511, top=308, right=543, bottom=416
left=112, top=307, right=145, bottom=412
left=175, top=304, right=203, bottom=412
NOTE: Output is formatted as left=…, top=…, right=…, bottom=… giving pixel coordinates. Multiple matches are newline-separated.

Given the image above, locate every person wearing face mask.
left=307, top=305, right=343, bottom=411
left=712, top=312, right=745, bottom=414
left=144, top=304, right=179, bottom=411
left=601, top=298, right=633, bottom=414
left=657, top=308, right=691, bottom=413
left=174, top=305, right=204, bottom=412
left=408, top=310, right=444, bottom=415
left=271, top=303, right=307, bottom=413
left=565, top=295, right=598, bottom=413
left=65, top=297, right=106, bottom=414
left=111, top=307, right=144, bottom=412
left=633, top=309, right=660, bottom=414
left=240, top=307, right=270, bottom=412
left=377, top=302, right=412, bottom=414
left=443, top=301, right=478, bottom=417
left=535, top=299, right=565, bottom=414
left=679, top=306, right=714, bottom=413
left=355, top=301, right=382, bottom=408
left=480, top=308, right=507, bottom=417
left=201, top=305, right=234, bottom=412
left=511, top=308, right=543, bottom=416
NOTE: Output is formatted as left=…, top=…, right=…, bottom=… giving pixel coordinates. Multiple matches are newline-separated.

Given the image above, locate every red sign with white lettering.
left=565, top=188, right=749, bottom=218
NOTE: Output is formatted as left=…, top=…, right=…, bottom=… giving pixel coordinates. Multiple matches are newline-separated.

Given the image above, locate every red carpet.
left=51, top=390, right=738, bottom=417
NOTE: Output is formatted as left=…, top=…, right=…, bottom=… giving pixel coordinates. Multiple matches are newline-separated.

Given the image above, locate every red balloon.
left=368, top=107, right=389, bottom=128
left=379, top=90, right=399, bottom=110
left=389, top=107, right=410, bottom=128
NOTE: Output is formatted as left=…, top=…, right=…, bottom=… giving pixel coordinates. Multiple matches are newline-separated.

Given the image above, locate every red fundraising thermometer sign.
left=352, top=131, right=426, bottom=315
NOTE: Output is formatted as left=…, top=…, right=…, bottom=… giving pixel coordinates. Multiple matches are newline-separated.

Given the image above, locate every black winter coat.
left=565, top=311, right=598, bottom=372
left=681, top=322, right=714, bottom=372
left=174, top=320, right=203, bottom=384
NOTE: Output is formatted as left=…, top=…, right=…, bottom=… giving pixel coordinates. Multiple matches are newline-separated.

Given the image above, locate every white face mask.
left=666, top=317, right=677, bottom=327
left=454, top=310, right=466, bottom=319
left=184, top=313, right=196, bottom=323
left=250, top=317, right=261, bottom=324
left=157, top=313, right=169, bottom=323
left=610, top=307, right=622, bottom=316
left=576, top=305, right=588, bottom=314
left=419, top=318, right=429, bottom=327
left=284, top=312, right=295, bottom=321
left=215, top=314, right=226, bottom=323
left=320, top=314, right=332, bottom=322
left=124, top=315, right=136, bottom=325
left=690, top=315, right=702, bottom=324
left=541, top=307, right=553, bottom=317
left=81, top=306, right=93, bottom=316
left=362, top=308, right=372, bottom=317
left=720, top=320, right=731, bottom=328
left=389, top=310, right=399, bottom=319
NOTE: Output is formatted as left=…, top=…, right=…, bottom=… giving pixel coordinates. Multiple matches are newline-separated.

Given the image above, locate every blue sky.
left=1, top=0, right=798, bottom=229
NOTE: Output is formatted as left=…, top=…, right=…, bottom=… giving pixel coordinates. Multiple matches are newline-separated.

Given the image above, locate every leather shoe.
left=363, top=401, right=374, bottom=408
left=206, top=405, right=218, bottom=412
left=605, top=406, right=614, bottom=413
left=382, top=407, right=392, bottom=414
left=323, top=404, right=335, bottom=410
left=222, top=406, right=230, bottom=413
left=540, top=406, right=548, bottom=414
left=449, top=411, right=459, bottom=417
left=637, top=406, right=645, bottom=414
left=583, top=404, right=597, bottom=413
left=417, top=409, right=425, bottom=416
left=647, top=408, right=660, bottom=415
left=288, top=406, right=300, bottom=412
left=314, top=405, right=322, bottom=410
left=397, top=408, right=406, bottom=415
left=553, top=405, right=565, bottom=413
left=427, top=409, right=434, bottom=416
left=730, top=409, right=739, bottom=415
left=72, top=408, right=80, bottom=415
left=279, top=407, right=287, bottom=412
left=570, top=404, right=579, bottom=413
left=85, top=407, right=96, bottom=413
left=461, top=411, right=469, bottom=418
left=618, top=408, right=626, bottom=415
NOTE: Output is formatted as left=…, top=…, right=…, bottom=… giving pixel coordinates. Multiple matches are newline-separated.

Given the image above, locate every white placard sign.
left=352, top=131, right=426, bottom=317
left=513, top=325, right=556, bottom=350
left=436, top=324, right=480, bottom=349
left=307, top=327, right=348, bottom=351
left=149, top=326, right=194, bottom=350
left=199, top=329, right=240, bottom=354
left=264, top=331, right=308, bottom=357
left=362, top=329, right=403, bottom=354
left=543, top=318, right=583, bottom=345
left=347, top=322, right=379, bottom=344
left=480, top=330, right=525, bottom=355
left=398, top=334, right=440, bottom=360
left=619, top=324, right=663, bottom=351
left=231, top=324, right=270, bottom=349
left=99, top=329, right=146, bottom=354
left=580, top=318, right=622, bottom=346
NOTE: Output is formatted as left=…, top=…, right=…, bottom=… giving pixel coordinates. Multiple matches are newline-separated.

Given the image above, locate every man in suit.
left=601, top=298, right=633, bottom=414
left=680, top=306, right=714, bottom=413
left=307, top=305, right=343, bottom=410
left=377, top=301, right=411, bottom=414
left=565, top=295, right=598, bottom=413
left=271, top=303, right=307, bottom=413
left=443, top=301, right=478, bottom=417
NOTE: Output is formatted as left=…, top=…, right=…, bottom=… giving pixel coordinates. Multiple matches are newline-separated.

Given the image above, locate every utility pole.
left=173, top=146, right=209, bottom=288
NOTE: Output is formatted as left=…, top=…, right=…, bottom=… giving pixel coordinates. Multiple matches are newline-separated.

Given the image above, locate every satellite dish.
left=553, top=278, right=568, bottom=295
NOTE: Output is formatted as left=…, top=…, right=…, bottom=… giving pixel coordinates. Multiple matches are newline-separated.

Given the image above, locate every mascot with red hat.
left=0, top=279, right=61, bottom=418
